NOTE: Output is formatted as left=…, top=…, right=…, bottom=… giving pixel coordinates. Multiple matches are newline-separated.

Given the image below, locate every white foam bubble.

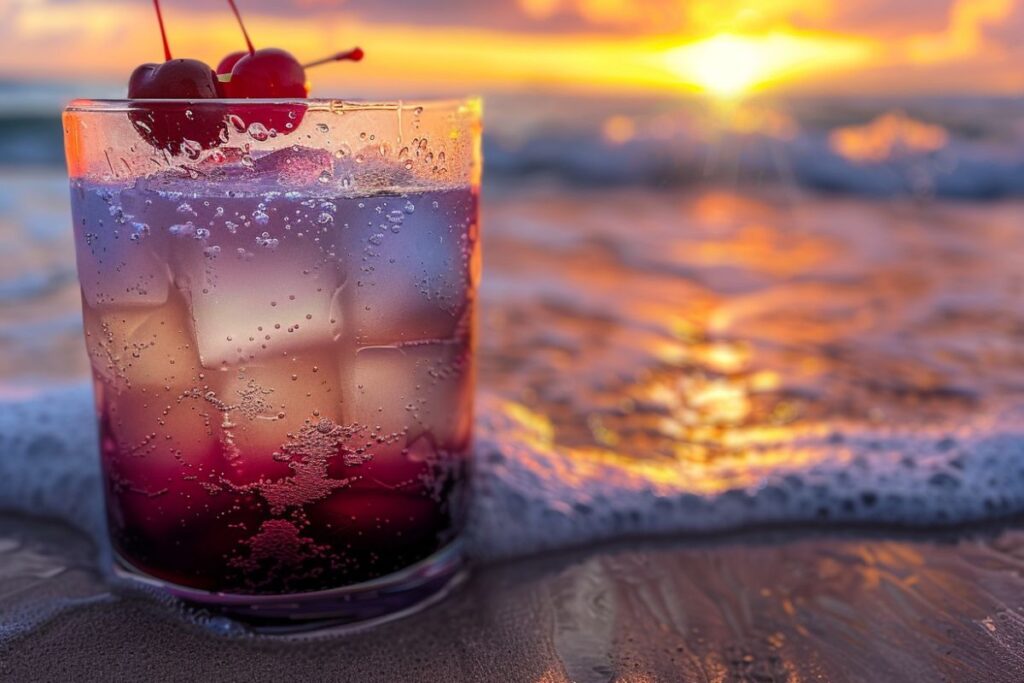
left=0, top=384, right=107, bottom=555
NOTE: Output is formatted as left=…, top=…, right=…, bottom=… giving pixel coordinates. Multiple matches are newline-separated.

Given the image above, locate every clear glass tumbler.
left=63, top=98, right=481, bottom=631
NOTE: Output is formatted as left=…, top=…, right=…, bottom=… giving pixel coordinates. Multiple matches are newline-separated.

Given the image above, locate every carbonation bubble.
left=247, top=122, right=270, bottom=141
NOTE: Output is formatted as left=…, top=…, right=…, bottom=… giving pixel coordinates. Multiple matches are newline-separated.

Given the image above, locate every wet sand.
left=3, top=514, right=1024, bottom=681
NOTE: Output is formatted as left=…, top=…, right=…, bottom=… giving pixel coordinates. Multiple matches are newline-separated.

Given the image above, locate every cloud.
left=9, top=0, right=997, bottom=36
left=907, top=0, right=1016, bottom=62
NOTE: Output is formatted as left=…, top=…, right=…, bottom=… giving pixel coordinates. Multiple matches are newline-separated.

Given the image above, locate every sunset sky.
left=1, top=0, right=1022, bottom=97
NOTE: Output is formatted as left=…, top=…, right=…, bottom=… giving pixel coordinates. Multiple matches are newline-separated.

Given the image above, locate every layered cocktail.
left=63, top=4, right=480, bottom=628
left=65, top=98, right=480, bottom=626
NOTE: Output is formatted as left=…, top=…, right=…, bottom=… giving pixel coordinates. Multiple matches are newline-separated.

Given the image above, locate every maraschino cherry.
left=217, top=0, right=363, bottom=100
left=127, top=0, right=225, bottom=156
left=216, top=0, right=362, bottom=135
left=127, top=0, right=364, bottom=152
left=216, top=51, right=249, bottom=77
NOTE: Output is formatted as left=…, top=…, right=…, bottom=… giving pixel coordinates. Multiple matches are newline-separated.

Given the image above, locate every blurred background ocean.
left=4, top=79, right=1024, bottom=198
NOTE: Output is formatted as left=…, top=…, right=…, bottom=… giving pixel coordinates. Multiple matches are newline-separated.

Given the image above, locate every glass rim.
left=64, top=97, right=481, bottom=114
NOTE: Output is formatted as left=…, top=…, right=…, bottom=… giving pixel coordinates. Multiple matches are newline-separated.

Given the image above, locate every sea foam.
left=3, top=384, right=1023, bottom=567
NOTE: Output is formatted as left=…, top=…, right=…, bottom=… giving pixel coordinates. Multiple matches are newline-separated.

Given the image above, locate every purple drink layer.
left=72, top=168, right=477, bottom=594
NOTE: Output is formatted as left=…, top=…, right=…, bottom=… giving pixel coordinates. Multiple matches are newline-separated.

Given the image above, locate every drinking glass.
left=63, top=97, right=481, bottom=631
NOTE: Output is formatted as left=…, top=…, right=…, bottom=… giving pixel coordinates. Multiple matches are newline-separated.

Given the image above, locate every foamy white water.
left=3, top=385, right=1024, bottom=567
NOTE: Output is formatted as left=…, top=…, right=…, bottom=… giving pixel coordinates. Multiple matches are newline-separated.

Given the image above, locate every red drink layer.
left=72, top=166, right=478, bottom=594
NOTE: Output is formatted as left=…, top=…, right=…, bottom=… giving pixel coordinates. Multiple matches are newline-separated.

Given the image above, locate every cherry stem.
left=226, top=0, right=255, bottom=55
left=303, top=47, right=364, bottom=69
left=152, top=0, right=172, bottom=61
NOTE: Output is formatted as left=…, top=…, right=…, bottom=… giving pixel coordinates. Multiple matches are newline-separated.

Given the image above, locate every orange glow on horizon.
left=2, top=1, right=1023, bottom=96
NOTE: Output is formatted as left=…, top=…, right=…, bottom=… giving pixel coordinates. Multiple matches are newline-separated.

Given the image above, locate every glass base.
left=112, top=541, right=466, bottom=636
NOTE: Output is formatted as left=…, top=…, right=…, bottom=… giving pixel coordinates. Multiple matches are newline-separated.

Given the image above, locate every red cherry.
left=128, top=59, right=221, bottom=99
left=219, top=47, right=364, bottom=136
left=218, top=1, right=307, bottom=135
left=216, top=50, right=248, bottom=77
left=225, top=48, right=308, bottom=98
left=219, top=50, right=307, bottom=137
left=219, top=0, right=363, bottom=98
left=125, top=1, right=226, bottom=156
left=127, top=59, right=227, bottom=157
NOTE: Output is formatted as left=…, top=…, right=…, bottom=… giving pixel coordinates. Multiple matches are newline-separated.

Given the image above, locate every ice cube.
left=92, top=298, right=225, bottom=535
left=81, top=288, right=205, bottom=393
left=210, top=349, right=345, bottom=485
left=336, top=154, right=414, bottom=196
left=336, top=189, right=478, bottom=344
left=101, top=383, right=222, bottom=502
left=71, top=183, right=170, bottom=308
left=341, top=339, right=474, bottom=487
left=165, top=195, right=345, bottom=367
left=253, top=146, right=334, bottom=187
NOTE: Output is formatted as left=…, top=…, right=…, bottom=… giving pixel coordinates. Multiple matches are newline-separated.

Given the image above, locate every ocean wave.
left=486, top=104, right=1024, bottom=199
left=5, top=86, right=1023, bottom=199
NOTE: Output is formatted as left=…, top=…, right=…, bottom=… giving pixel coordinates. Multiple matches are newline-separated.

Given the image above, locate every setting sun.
left=665, top=32, right=874, bottom=98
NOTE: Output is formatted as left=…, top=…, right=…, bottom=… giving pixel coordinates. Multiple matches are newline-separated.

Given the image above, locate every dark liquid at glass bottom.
left=99, top=406, right=469, bottom=597
left=113, top=540, right=467, bottom=633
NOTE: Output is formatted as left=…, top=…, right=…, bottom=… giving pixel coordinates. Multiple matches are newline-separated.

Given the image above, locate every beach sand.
left=2, top=513, right=1024, bottom=681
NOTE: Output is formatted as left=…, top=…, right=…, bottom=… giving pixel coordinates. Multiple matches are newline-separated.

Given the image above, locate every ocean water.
left=5, top=80, right=1024, bottom=198
left=1, top=87, right=1023, bottom=635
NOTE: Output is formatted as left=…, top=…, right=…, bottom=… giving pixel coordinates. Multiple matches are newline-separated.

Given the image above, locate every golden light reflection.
left=501, top=395, right=834, bottom=496
left=601, top=115, right=636, bottom=145
left=829, top=112, right=949, bottom=163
